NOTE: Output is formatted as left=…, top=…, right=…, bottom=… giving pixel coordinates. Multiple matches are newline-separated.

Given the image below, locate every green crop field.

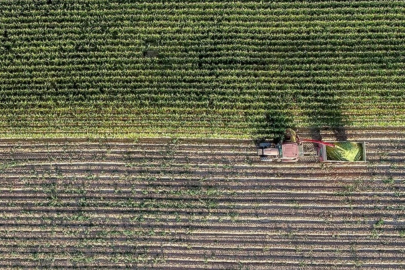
left=1, top=1, right=405, bottom=269
left=1, top=0, right=404, bottom=139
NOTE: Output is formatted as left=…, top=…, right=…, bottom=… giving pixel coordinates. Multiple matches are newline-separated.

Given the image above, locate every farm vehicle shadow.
left=251, top=88, right=350, bottom=145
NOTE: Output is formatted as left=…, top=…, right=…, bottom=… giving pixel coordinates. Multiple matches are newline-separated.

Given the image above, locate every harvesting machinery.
left=257, top=128, right=366, bottom=163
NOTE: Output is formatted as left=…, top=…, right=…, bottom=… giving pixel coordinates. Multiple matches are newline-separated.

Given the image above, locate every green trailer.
left=318, top=141, right=367, bottom=162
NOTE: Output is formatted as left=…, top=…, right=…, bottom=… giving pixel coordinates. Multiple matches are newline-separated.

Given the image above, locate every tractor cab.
left=257, top=129, right=300, bottom=162
left=258, top=142, right=300, bottom=162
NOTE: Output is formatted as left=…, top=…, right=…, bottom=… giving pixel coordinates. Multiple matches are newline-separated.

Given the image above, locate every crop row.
left=4, top=17, right=405, bottom=29
left=3, top=37, right=405, bottom=51
left=0, top=107, right=402, bottom=117
left=0, top=88, right=404, bottom=98
left=2, top=75, right=404, bottom=85
left=2, top=84, right=405, bottom=95
left=3, top=47, right=404, bottom=58
left=2, top=67, right=404, bottom=78
left=3, top=36, right=405, bottom=50
left=0, top=90, right=401, bottom=107
left=1, top=1, right=405, bottom=12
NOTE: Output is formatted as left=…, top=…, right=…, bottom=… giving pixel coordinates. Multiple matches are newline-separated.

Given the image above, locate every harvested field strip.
left=0, top=128, right=404, bottom=268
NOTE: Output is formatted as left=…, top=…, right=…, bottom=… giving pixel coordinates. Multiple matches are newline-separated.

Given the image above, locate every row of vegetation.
left=1, top=0, right=404, bottom=138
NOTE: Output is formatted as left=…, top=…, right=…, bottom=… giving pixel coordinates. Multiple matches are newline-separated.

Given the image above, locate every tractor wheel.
left=260, top=156, right=273, bottom=162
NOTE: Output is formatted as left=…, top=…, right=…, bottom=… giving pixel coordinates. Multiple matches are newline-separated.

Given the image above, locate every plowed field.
left=0, top=128, right=404, bottom=269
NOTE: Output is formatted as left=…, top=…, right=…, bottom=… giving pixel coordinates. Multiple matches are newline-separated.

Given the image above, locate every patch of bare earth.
left=0, top=128, right=404, bottom=269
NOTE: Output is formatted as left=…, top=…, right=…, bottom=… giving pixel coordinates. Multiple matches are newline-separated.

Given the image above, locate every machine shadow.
left=251, top=90, right=295, bottom=146
left=305, top=89, right=350, bottom=142
left=252, top=88, right=350, bottom=144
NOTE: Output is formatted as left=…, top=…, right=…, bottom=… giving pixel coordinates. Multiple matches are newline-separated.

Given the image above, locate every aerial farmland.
left=0, top=0, right=404, bottom=269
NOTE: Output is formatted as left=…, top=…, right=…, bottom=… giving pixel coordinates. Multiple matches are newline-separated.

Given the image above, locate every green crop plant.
left=0, top=1, right=404, bottom=139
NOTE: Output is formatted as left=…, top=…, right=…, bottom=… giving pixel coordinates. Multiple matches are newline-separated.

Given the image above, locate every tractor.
left=257, top=129, right=366, bottom=163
